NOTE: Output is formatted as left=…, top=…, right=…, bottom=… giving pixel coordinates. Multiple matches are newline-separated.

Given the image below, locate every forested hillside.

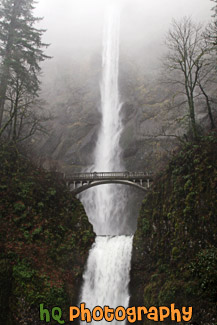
left=130, top=134, right=217, bottom=325
left=0, top=144, right=95, bottom=324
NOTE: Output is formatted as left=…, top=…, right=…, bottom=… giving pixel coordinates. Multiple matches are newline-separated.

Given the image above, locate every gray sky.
left=34, top=0, right=213, bottom=74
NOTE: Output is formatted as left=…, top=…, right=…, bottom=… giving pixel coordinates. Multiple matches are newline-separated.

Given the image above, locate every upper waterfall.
left=81, top=2, right=127, bottom=236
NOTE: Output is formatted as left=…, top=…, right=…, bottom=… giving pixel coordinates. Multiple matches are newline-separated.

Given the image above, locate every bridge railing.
left=67, top=172, right=153, bottom=181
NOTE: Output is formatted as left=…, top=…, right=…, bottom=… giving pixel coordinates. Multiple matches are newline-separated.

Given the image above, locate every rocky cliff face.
left=38, top=58, right=186, bottom=174
left=129, top=135, right=217, bottom=325
left=39, top=59, right=213, bottom=175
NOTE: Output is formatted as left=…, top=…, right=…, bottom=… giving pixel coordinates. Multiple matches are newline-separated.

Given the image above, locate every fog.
left=34, top=0, right=213, bottom=81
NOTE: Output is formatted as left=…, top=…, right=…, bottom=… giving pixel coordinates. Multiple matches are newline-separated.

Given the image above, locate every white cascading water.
left=80, top=2, right=133, bottom=324
left=81, top=236, right=133, bottom=323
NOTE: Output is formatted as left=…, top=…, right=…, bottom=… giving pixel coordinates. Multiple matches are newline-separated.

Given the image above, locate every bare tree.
left=195, top=52, right=216, bottom=129
left=210, top=0, right=217, bottom=46
left=163, top=17, right=215, bottom=139
left=0, top=71, right=51, bottom=142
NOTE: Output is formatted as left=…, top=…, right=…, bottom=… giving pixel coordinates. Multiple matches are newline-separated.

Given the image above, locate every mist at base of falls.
left=80, top=3, right=133, bottom=323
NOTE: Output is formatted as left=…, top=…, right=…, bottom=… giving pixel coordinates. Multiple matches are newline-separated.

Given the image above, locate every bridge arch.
left=70, top=179, right=148, bottom=195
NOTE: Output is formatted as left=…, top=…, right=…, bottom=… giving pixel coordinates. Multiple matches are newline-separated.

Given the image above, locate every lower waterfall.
left=81, top=236, right=133, bottom=324
left=80, top=2, right=133, bottom=323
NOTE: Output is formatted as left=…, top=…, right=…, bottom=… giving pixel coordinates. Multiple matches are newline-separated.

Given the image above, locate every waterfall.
left=81, top=236, right=133, bottom=324
left=80, top=2, right=133, bottom=323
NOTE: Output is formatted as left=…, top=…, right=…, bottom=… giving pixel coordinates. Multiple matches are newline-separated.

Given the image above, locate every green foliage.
left=171, top=246, right=180, bottom=259
left=47, top=187, right=57, bottom=197
left=189, top=248, right=217, bottom=301
left=13, top=261, right=35, bottom=280
left=0, top=144, right=95, bottom=323
left=141, top=218, right=150, bottom=234
left=32, top=226, right=42, bottom=237
left=13, top=201, right=26, bottom=212
left=158, top=281, right=180, bottom=305
left=131, top=135, right=217, bottom=324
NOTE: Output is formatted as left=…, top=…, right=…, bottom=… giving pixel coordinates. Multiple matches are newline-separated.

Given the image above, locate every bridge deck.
left=66, top=172, right=153, bottom=182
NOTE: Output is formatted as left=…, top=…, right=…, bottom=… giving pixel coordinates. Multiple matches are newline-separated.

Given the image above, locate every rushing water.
left=80, top=2, right=133, bottom=323
left=81, top=236, right=133, bottom=324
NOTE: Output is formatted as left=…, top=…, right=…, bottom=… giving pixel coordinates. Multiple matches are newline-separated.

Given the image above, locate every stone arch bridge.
left=65, top=172, right=153, bottom=195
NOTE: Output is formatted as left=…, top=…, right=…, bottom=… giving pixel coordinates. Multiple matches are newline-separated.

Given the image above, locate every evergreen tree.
left=0, top=0, right=49, bottom=130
